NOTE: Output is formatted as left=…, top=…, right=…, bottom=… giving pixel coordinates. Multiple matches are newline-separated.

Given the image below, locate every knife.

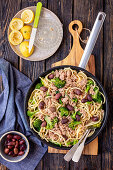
left=29, top=2, right=42, bottom=53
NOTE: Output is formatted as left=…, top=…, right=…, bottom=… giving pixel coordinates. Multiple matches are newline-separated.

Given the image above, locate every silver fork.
left=64, top=129, right=90, bottom=162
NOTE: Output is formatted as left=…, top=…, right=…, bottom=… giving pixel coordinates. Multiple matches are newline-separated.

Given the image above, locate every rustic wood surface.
left=0, top=0, right=113, bottom=170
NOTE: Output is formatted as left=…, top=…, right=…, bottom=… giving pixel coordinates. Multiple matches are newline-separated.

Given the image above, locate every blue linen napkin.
left=0, top=58, right=47, bottom=170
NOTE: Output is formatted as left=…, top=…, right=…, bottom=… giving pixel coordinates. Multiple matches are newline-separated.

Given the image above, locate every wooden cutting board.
left=48, top=20, right=98, bottom=155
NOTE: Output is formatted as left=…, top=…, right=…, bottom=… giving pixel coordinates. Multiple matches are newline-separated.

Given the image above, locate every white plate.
left=8, top=6, right=63, bottom=61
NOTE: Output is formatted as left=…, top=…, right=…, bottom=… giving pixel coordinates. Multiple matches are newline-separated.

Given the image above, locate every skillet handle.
left=79, top=12, right=106, bottom=69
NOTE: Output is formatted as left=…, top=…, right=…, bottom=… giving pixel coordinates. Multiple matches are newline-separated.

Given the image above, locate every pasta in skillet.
left=27, top=68, right=105, bottom=147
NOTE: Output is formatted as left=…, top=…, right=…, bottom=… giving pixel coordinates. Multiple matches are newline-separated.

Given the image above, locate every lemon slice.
left=19, top=41, right=34, bottom=57
left=9, top=30, right=23, bottom=45
left=21, top=9, right=34, bottom=24
left=10, top=18, right=24, bottom=31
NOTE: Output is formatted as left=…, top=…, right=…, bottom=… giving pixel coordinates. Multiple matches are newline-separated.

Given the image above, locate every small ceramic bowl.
left=0, top=131, right=29, bottom=162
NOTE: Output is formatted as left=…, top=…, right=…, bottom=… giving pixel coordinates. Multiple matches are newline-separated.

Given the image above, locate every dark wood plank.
left=70, top=0, right=103, bottom=169
left=0, top=0, right=21, bottom=169
left=101, top=0, right=113, bottom=170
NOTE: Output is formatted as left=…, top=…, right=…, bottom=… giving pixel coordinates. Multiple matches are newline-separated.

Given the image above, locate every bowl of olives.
left=0, top=131, right=29, bottom=162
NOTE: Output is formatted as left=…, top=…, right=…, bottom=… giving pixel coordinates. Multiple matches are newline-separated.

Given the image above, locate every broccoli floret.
left=52, top=117, right=58, bottom=124
left=73, top=139, right=78, bottom=145
left=66, top=139, right=78, bottom=146
left=58, top=107, right=69, bottom=117
left=71, top=111, right=81, bottom=120
left=45, top=116, right=58, bottom=129
left=51, top=77, right=66, bottom=88
left=76, top=111, right=82, bottom=116
left=87, top=80, right=94, bottom=85
left=68, top=121, right=81, bottom=130
left=94, top=92, right=103, bottom=103
left=72, top=98, right=78, bottom=103
left=92, top=87, right=99, bottom=99
left=33, top=119, right=42, bottom=131
left=85, top=84, right=90, bottom=93
left=71, top=112, right=76, bottom=120
left=35, top=83, right=43, bottom=89
left=85, top=80, right=94, bottom=93
left=92, top=87, right=103, bottom=103
left=27, top=110, right=36, bottom=117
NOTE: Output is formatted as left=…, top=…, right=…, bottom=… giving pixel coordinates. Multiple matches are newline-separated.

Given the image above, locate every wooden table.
left=0, top=0, right=113, bottom=169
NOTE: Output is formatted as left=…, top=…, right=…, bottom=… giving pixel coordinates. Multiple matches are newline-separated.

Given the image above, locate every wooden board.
left=48, top=20, right=98, bottom=155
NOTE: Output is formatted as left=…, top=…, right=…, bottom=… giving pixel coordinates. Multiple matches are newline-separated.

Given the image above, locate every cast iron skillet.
left=24, top=65, right=109, bottom=150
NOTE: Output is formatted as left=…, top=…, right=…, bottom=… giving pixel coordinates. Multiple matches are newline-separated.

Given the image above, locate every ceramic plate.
left=8, top=6, right=63, bottom=61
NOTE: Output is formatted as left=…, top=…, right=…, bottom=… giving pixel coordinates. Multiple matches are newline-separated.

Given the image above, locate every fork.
left=64, top=129, right=90, bottom=162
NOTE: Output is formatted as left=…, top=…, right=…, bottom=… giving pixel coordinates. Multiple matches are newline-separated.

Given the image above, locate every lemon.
left=9, top=30, right=23, bottom=45
left=20, top=25, right=32, bottom=39
left=19, top=41, right=34, bottom=57
left=10, top=18, right=24, bottom=30
left=21, top=9, right=34, bottom=24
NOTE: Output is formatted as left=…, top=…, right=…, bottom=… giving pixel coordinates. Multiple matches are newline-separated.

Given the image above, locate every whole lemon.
left=20, top=25, right=32, bottom=39
left=19, top=41, right=34, bottom=57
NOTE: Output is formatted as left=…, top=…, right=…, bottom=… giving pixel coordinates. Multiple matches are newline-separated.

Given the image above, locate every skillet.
left=24, top=12, right=109, bottom=150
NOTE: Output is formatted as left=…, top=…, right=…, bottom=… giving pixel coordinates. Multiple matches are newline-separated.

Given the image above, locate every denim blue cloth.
left=0, top=58, right=47, bottom=170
